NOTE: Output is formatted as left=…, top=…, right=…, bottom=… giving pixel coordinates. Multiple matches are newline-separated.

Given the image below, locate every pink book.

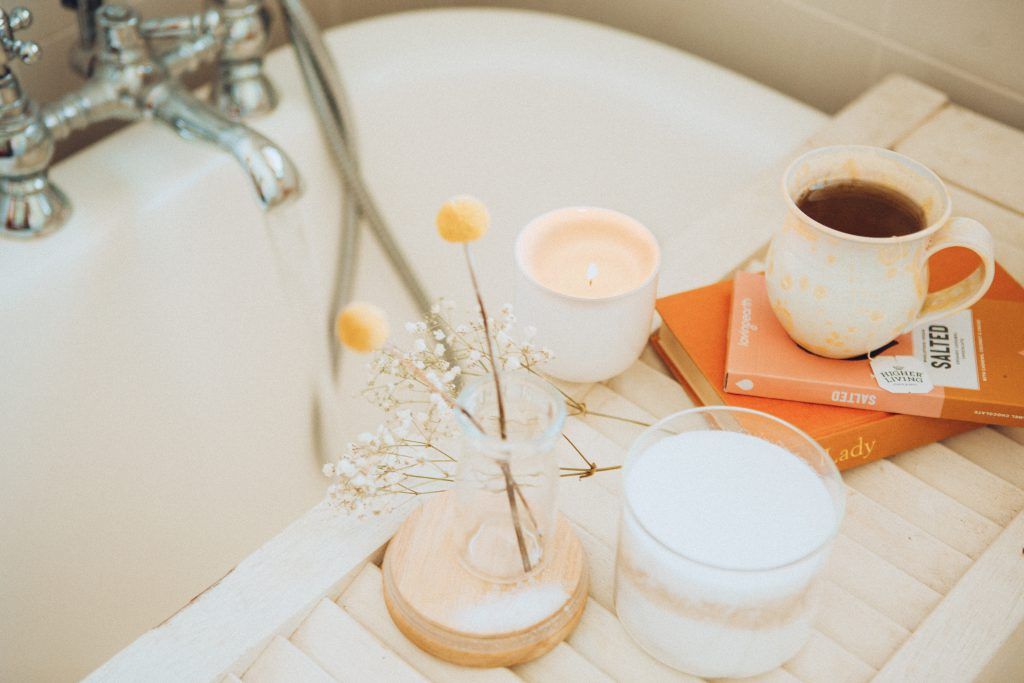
left=724, top=271, right=1024, bottom=427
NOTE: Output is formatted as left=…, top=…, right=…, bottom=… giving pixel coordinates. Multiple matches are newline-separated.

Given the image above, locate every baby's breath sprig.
left=325, top=198, right=649, bottom=520
left=328, top=297, right=646, bottom=512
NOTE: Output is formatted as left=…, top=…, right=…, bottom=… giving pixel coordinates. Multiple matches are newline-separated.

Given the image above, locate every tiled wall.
left=19, top=0, right=1024, bottom=159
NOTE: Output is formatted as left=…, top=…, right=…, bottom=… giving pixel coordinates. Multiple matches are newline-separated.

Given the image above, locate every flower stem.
left=559, top=465, right=621, bottom=479
left=463, top=245, right=508, bottom=439
left=463, top=244, right=532, bottom=573
left=583, top=410, right=653, bottom=427
left=563, top=432, right=594, bottom=469
left=398, top=356, right=485, bottom=432
left=404, top=473, right=455, bottom=482
left=499, top=460, right=532, bottom=573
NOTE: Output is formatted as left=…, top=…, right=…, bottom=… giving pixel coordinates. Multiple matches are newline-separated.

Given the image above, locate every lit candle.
left=514, top=207, right=660, bottom=383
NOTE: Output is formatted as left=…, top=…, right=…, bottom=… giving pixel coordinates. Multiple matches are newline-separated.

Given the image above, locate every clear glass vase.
left=454, top=373, right=566, bottom=583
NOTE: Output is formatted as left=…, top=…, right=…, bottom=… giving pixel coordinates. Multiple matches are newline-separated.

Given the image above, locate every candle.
left=615, top=408, right=845, bottom=678
left=514, top=207, right=660, bottom=382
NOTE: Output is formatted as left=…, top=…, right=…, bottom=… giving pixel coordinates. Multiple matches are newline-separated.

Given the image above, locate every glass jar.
left=615, top=407, right=846, bottom=678
left=455, top=373, right=566, bottom=583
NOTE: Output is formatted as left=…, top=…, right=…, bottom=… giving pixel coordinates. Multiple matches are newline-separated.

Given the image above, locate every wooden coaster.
left=382, top=491, right=588, bottom=667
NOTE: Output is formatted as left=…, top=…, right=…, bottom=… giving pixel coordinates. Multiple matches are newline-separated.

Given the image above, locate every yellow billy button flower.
left=336, top=302, right=389, bottom=353
left=436, top=195, right=489, bottom=243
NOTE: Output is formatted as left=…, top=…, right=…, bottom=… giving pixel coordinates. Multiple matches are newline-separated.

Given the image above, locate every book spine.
left=724, top=371, right=946, bottom=421
left=724, top=370, right=1024, bottom=428
left=940, top=398, right=1024, bottom=427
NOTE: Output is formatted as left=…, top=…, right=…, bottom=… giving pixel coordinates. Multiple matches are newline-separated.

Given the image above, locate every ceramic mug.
left=765, top=145, right=995, bottom=359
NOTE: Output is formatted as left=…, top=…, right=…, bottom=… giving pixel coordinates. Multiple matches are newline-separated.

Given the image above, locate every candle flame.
left=586, top=262, right=599, bottom=287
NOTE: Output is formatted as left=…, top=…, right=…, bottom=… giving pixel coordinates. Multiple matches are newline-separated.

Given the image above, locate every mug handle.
left=910, top=216, right=995, bottom=330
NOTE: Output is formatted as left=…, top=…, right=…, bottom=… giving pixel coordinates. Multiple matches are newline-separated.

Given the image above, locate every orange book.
left=652, top=255, right=990, bottom=470
left=725, top=268, right=1024, bottom=427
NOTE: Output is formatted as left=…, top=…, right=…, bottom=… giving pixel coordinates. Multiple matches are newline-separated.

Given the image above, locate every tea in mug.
left=796, top=180, right=925, bottom=238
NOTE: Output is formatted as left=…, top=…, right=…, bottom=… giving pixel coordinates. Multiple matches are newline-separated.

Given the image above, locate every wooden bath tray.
left=88, top=75, right=1024, bottom=682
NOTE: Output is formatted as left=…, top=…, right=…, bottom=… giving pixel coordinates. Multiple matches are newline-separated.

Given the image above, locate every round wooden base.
left=382, top=491, right=588, bottom=668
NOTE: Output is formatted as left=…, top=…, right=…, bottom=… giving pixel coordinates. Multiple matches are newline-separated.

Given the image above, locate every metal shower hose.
left=279, top=0, right=434, bottom=378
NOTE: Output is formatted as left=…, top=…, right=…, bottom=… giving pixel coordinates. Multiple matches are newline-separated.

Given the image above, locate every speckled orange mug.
left=766, top=145, right=994, bottom=359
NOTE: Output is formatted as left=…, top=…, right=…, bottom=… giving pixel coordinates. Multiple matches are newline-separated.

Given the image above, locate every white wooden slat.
left=997, top=426, right=1024, bottom=447
left=557, top=462, right=620, bottom=548
left=567, top=598, right=701, bottom=682
left=718, top=668, right=803, bottom=683
left=336, top=565, right=522, bottom=682
left=804, top=74, right=948, bottom=149
left=826, top=535, right=942, bottom=632
left=891, top=443, right=1024, bottom=526
left=874, top=508, right=1024, bottom=682
left=511, top=642, right=614, bottom=683
left=783, top=631, right=875, bottom=683
left=843, top=459, right=1001, bottom=559
left=242, top=637, right=336, bottom=683
left=605, top=360, right=696, bottom=420
left=289, top=599, right=427, bottom=682
left=640, top=345, right=673, bottom=377
left=841, top=488, right=971, bottom=594
left=814, top=581, right=909, bottom=669
left=897, top=106, right=1024, bottom=214
left=946, top=186, right=1024, bottom=280
left=550, top=422, right=620, bottom=608
left=572, top=522, right=616, bottom=611
left=943, top=428, right=1024, bottom=491
left=576, top=383, right=658, bottom=450
left=86, top=502, right=408, bottom=683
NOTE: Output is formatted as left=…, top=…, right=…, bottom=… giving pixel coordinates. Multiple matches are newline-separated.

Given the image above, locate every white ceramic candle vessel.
left=514, top=207, right=660, bottom=383
left=616, top=407, right=846, bottom=678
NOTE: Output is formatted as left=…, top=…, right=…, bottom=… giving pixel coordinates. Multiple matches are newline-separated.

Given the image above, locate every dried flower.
left=336, top=303, right=389, bottom=353
left=326, top=300, right=552, bottom=511
left=436, top=195, right=489, bottom=243
left=326, top=206, right=640, bottom=519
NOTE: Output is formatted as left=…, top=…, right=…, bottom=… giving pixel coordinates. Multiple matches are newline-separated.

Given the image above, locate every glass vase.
left=454, top=373, right=566, bottom=583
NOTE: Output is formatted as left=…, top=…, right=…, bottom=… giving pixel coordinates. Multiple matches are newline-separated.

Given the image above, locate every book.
left=652, top=277, right=978, bottom=471
left=725, top=265, right=1024, bottom=427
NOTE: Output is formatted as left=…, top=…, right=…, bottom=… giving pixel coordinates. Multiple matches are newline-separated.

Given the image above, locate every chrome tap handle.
left=205, top=0, right=277, bottom=119
left=0, top=7, right=40, bottom=70
left=140, top=11, right=222, bottom=41
left=0, top=10, right=70, bottom=238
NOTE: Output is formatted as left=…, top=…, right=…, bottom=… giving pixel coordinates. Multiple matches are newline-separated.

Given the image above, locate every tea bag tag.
left=868, top=355, right=934, bottom=394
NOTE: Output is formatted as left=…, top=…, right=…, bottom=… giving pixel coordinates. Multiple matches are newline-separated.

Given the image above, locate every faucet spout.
left=148, top=84, right=300, bottom=209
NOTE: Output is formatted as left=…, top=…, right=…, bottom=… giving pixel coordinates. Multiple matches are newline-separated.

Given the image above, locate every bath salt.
left=616, top=430, right=838, bottom=678
left=627, top=430, right=836, bottom=569
left=451, top=582, right=570, bottom=635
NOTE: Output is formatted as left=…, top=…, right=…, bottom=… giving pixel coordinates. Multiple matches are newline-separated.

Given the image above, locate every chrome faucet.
left=0, top=4, right=299, bottom=239
left=67, top=0, right=280, bottom=119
